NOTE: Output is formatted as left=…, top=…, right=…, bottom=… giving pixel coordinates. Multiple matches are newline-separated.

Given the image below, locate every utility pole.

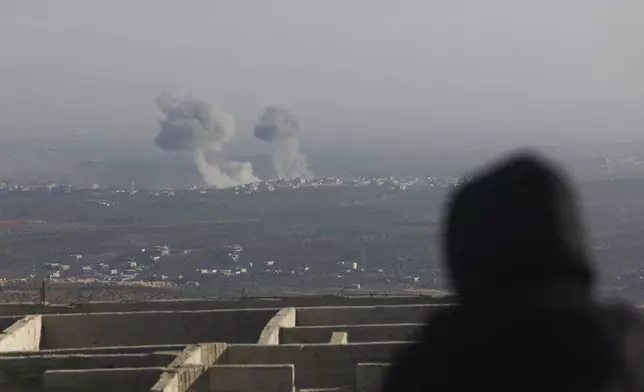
left=39, top=278, right=47, bottom=305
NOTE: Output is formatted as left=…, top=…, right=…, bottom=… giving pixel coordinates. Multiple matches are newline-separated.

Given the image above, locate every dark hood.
left=444, top=152, right=595, bottom=305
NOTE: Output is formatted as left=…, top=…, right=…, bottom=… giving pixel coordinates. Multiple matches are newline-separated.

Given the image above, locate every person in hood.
left=385, top=152, right=644, bottom=392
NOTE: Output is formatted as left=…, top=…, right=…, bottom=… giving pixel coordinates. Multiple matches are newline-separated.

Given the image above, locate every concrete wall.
left=0, top=295, right=454, bottom=317
left=151, top=343, right=228, bottom=392
left=257, top=308, right=296, bottom=345
left=44, top=367, right=166, bottom=392
left=40, top=309, right=279, bottom=349
left=295, top=305, right=447, bottom=326
left=356, top=363, right=391, bottom=392
left=280, top=323, right=424, bottom=344
left=0, top=316, right=42, bottom=353
left=166, top=345, right=203, bottom=367
left=208, top=365, right=295, bottom=392
left=220, top=342, right=410, bottom=390
left=197, top=343, right=229, bottom=367
left=152, top=345, right=204, bottom=392
left=0, top=344, right=188, bottom=357
left=330, top=332, right=347, bottom=344
left=0, top=353, right=176, bottom=392
left=155, top=366, right=207, bottom=392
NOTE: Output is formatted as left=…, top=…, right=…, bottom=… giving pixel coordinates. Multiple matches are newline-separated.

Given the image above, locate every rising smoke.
left=253, top=107, right=312, bottom=180
left=155, top=92, right=257, bottom=188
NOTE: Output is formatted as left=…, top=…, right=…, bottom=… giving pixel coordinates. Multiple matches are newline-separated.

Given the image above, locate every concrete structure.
left=330, top=332, right=348, bottom=344
left=257, top=307, right=296, bottom=345
left=0, top=295, right=452, bottom=317
left=0, top=315, right=41, bottom=352
left=356, top=363, right=391, bottom=392
left=0, top=295, right=453, bottom=391
left=281, top=323, right=423, bottom=344
left=209, top=365, right=295, bottom=392
left=40, top=309, right=277, bottom=349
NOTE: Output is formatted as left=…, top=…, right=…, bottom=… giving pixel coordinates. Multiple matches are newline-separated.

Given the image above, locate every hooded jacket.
left=384, top=153, right=644, bottom=392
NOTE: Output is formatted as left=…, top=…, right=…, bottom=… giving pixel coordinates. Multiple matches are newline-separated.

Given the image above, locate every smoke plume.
left=155, top=92, right=257, bottom=188
left=253, top=107, right=312, bottom=179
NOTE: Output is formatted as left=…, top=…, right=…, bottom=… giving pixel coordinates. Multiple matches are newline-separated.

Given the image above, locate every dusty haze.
left=0, top=0, right=642, bottom=152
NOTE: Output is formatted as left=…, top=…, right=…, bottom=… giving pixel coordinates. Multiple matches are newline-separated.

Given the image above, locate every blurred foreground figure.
left=385, top=152, right=644, bottom=392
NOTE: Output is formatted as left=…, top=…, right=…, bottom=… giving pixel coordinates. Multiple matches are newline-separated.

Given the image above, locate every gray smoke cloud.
left=253, top=107, right=312, bottom=180
left=155, top=92, right=257, bottom=188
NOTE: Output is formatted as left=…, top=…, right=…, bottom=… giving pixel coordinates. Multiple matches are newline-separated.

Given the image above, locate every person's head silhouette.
left=444, top=152, right=594, bottom=305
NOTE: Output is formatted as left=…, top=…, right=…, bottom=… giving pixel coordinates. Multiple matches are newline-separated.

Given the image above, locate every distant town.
left=3, top=172, right=644, bottom=303
left=1, top=174, right=464, bottom=196
left=0, top=175, right=465, bottom=302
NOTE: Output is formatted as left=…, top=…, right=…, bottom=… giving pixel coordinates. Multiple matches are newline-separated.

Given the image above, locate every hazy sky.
left=1, top=1, right=642, bottom=151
